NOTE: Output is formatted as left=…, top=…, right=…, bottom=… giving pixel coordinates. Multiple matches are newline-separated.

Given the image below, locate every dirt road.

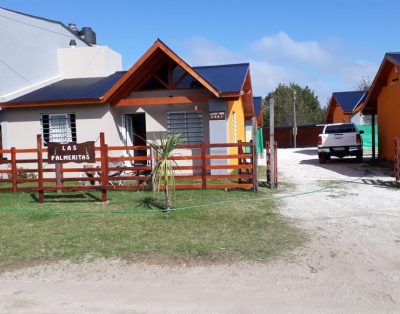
left=1, top=148, right=399, bottom=313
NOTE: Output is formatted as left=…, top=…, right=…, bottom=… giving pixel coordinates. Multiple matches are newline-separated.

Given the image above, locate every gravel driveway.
left=1, top=148, right=399, bottom=313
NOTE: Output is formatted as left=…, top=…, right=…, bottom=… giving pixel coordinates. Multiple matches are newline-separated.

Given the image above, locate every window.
left=167, top=111, right=203, bottom=144
left=325, top=123, right=356, bottom=134
left=41, top=113, right=76, bottom=146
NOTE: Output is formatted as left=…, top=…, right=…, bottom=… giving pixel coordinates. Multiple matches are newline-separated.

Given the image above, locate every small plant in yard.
left=148, top=133, right=183, bottom=211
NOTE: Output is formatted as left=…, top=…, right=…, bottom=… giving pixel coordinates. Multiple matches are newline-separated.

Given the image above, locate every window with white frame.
left=167, top=111, right=203, bottom=144
left=41, top=113, right=76, bottom=146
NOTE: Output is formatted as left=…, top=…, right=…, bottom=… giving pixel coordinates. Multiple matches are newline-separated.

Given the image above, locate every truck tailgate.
left=321, top=133, right=357, bottom=147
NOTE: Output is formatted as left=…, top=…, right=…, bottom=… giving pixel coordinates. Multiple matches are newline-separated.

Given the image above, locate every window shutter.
left=69, top=114, right=77, bottom=142
left=41, top=114, right=50, bottom=145
left=167, top=111, right=203, bottom=144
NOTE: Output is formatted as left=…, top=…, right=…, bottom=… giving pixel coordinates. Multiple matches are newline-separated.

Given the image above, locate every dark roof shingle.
left=7, top=63, right=249, bottom=104
left=194, top=63, right=249, bottom=94
left=8, top=72, right=126, bottom=103
left=333, top=91, right=367, bottom=112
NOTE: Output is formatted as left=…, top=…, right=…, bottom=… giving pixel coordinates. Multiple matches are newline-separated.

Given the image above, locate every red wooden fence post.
left=11, top=147, right=17, bottom=193
left=237, top=140, right=242, bottom=184
left=100, top=133, right=108, bottom=202
left=37, top=134, right=44, bottom=203
left=250, top=140, right=258, bottom=193
left=201, top=142, right=207, bottom=189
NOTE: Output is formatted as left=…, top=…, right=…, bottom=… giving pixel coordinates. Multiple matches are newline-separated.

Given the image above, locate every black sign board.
left=48, top=141, right=95, bottom=163
left=209, top=111, right=226, bottom=120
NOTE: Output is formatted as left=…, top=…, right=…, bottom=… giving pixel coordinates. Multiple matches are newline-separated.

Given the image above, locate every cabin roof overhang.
left=362, top=53, right=400, bottom=115
left=0, top=39, right=253, bottom=111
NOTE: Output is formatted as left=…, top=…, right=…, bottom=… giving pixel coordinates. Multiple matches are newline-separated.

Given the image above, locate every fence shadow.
left=360, top=179, right=400, bottom=190
left=30, top=192, right=102, bottom=203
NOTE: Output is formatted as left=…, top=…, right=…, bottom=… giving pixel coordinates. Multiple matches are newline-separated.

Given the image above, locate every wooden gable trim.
left=242, top=71, right=255, bottom=119
left=104, top=39, right=221, bottom=106
left=115, top=96, right=210, bottom=107
left=0, top=98, right=101, bottom=109
left=362, top=55, right=399, bottom=115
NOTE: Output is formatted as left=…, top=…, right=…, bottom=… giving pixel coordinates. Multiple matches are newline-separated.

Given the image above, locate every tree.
left=148, top=133, right=183, bottom=211
left=357, top=77, right=372, bottom=92
left=264, top=83, right=325, bottom=127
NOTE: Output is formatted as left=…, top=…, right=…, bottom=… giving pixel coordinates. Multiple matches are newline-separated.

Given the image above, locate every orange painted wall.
left=377, top=65, right=400, bottom=161
left=227, top=98, right=246, bottom=164
left=332, top=105, right=350, bottom=123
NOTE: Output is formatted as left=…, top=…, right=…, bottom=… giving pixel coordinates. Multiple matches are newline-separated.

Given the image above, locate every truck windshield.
left=325, top=124, right=356, bottom=134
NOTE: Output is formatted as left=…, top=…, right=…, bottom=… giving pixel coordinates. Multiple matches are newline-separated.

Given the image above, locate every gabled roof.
left=7, top=72, right=125, bottom=104
left=332, top=91, right=367, bottom=112
left=4, top=64, right=250, bottom=105
left=2, top=39, right=252, bottom=109
left=1, top=39, right=255, bottom=121
left=325, top=91, right=367, bottom=123
left=0, top=7, right=90, bottom=46
left=194, top=63, right=249, bottom=94
left=103, top=39, right=222, bottom=102
left=362, top=52, right=400, bottom=115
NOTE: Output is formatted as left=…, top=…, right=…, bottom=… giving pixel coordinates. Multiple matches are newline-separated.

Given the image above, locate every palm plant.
left=148, top=133, right=183, bottom=211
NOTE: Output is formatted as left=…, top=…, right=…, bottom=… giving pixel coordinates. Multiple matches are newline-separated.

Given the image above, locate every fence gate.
left=395, top=138, right=400, bottom=182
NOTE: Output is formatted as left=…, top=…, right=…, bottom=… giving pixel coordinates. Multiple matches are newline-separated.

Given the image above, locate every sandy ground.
left=1, top=148, right=400, bottom=313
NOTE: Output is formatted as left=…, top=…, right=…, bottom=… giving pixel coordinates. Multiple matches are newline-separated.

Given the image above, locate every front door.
left=125, top=113, right=147, bottom=164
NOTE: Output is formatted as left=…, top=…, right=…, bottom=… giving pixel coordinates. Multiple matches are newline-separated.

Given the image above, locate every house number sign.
left=48, top=141, right=95, bottom=163
left=209, top=111, right=225, bottom=120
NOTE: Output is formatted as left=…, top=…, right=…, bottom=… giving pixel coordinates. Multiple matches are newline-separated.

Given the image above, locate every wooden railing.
left=395, top=138, right=400, bottom=182
left=0, top=133, right=257, bottom=202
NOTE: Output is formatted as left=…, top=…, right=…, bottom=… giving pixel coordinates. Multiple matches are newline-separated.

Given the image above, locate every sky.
left=1, top=0, right=399, bottom=105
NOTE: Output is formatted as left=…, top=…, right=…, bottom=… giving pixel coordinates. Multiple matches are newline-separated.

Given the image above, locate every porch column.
left=208, top=100, right=228, bottom=175
left=372, top=114, right=376, bottom=160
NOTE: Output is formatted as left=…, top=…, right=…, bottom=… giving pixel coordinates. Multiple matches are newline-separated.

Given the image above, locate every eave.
left=0, top=98, right=101, bottom=109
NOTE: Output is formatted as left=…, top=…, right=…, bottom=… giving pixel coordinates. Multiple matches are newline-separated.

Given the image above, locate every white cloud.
left=251, top=32, right=332, bottom=67
left=181, top=37, right=241, bottom=65
left=179, top=33, right=378, bottom=103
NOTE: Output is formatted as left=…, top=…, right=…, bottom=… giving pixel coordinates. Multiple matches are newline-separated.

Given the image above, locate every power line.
left=0, top=57, right=31, bottom=83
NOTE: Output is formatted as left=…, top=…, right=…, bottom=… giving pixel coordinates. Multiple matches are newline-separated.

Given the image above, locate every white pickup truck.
left=317, top=123, right=364, bottom=163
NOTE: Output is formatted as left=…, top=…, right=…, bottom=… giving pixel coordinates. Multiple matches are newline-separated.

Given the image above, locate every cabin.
left=362, top=53, right=400, bottom=161
left=0, top=40, right=263, bottom=170
left=326, top=91, right=367, bottom=124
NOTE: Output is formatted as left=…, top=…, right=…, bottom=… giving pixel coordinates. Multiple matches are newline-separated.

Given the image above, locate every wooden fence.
left=395, top=138, right=400, bottom=182
left=266, top=141, right=278, bottom=187
left=0, top=133, right=257, bottom=203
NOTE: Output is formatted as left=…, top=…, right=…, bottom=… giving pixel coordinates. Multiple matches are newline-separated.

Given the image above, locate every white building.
left=0, top=7, right=122, bottom=149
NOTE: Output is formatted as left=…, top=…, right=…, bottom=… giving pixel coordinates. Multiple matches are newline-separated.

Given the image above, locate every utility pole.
left=293, top=89, right=297, bottom=148
left=269, top=97, right=275, bottom=188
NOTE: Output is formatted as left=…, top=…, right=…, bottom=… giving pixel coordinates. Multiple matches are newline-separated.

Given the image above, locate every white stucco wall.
left=0, top=8, right=122, bottom=102
left=2, top=104, right=123, bottom=149
left=0, top=8, right=88, bottom=101
left=58, top=46, right=122, bottom=78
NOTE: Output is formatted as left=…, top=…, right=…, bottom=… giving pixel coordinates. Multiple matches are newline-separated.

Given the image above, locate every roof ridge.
left=193, top=62, right=249, bottom=69
left=333, top=90, right=366, bottom=94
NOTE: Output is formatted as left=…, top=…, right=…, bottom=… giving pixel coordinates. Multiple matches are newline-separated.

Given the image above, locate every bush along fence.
left=395, top=138, right=400, bottom=182
left=0, top=133, right=257, bottom=203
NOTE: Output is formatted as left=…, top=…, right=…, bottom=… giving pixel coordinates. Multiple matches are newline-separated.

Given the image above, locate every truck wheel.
left=318, top=153, right=327, bottom=164
left=356, top=151, right=363, bottom=163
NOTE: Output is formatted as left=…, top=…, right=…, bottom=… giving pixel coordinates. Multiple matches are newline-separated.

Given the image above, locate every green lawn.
left=0, top=186, right=305, bottom=270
